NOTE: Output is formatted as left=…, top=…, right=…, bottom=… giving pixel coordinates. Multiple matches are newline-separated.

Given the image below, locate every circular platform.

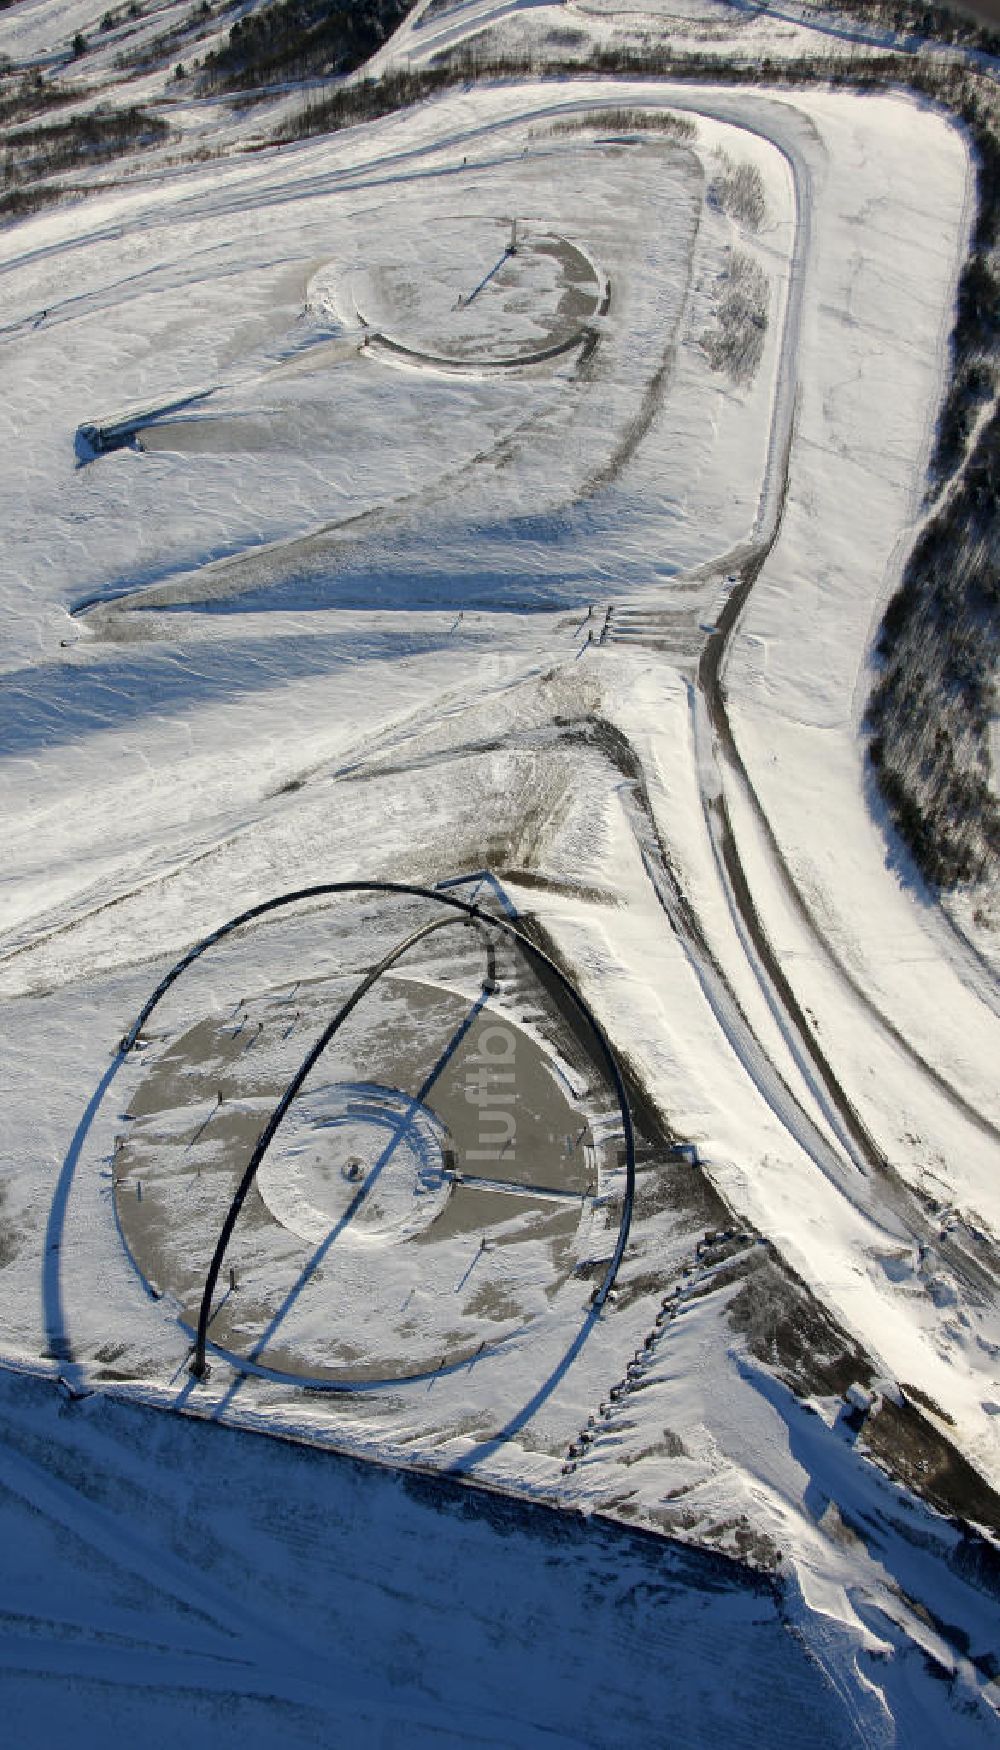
left=255, top=1082, right=452, bottom=1247
left=309, top=220, right=602, bottom=369
left=115, top=970, right=609, bottom=1385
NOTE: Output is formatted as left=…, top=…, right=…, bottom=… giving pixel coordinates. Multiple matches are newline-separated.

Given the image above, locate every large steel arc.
left=119, top=880, right=635, bottom=1382
left=191, top=910, right=486, bottom=1379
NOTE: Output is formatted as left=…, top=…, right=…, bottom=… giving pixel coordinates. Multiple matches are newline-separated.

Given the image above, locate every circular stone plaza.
left=113, top=886, right=631, bottom=1387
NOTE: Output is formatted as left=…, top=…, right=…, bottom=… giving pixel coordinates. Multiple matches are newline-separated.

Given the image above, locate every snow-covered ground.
left=1, top=0, right=999, bottom=1741
left=0, top=1363, right=888, bottom=1749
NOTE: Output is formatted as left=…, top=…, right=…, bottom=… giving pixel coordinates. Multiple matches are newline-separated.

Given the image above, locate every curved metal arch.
left=192, top=910, right=486, bottom=1379
left=118, top=879, right=635, bottom=1376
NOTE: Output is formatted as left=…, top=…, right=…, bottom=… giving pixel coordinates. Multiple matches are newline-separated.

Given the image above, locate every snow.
left=0, top=1363, right=884, bottom=1749
left=1, top=1, right=999, bottom=1741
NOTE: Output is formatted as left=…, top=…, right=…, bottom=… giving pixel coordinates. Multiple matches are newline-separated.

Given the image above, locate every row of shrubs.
left=1, top=107, right=170, bottom=189
left=0, top=182, right=65, bottom=223
left=0, top=73, right=75, bottom=129
left=708, top=152, right=767, bottom=231
left=270, top=65, right=454, bottom=142
left=545, top=107, right=696, bottom=139
left=112, top=1, right=215, bottom=75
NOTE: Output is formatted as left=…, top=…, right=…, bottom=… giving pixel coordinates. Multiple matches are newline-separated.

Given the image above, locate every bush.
left=700, top=250, right=768, bottom=386
left=0, top=182, right=66, bottom=224
left=0, top=77, right=75, bottom=128
left=708, top=153, right=767, bottom=231
left=545, top=107, right=696, bottom=140
left=273, top=66, right=453, bottom=143
left=1, top=106, right=170, bottom=195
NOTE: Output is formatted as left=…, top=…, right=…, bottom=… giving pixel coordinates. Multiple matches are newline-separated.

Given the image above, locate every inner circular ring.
left=255, top=1080, right=453, bottom=1247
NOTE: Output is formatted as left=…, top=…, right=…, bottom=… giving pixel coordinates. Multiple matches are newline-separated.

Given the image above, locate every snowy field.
left=0, top=1364, right=878, bottom=1749
left=2, top=0, right=1000, bottom=1741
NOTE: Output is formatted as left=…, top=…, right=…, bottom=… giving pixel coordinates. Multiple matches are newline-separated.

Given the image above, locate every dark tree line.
left=2, top=106, right=169, bottom=187
left=201, top=0, right=415, bottom=90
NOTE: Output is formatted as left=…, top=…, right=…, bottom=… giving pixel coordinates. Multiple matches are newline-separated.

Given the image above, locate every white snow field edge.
left=0, top=15, right=998, bottom=1746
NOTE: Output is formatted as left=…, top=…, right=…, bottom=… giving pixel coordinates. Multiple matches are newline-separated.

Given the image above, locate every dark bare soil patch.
left=726, top=1248, right=1000, bottom=1533
left=901, top=1379, right=957, bottom=1425
left=495, top=866, right=617, bottom=906
left=727, top=1247, right=870, bottom=1399
left=866, top=1397, right=1000, bottom=1532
